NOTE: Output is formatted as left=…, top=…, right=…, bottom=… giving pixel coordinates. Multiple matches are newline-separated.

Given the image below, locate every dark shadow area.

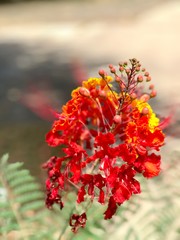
left=0, top=43, right=77, bottom=123
left=0, top=42, right=77, bottom=181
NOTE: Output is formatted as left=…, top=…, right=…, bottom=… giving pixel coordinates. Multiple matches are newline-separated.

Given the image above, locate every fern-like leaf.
left=0, top=154, right=46, bottom=239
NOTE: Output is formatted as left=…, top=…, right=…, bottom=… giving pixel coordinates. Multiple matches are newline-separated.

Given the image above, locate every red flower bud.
left=113, top=115, right=122, bottom=124
left=98, top=90, right=107, bottom=98
left=146, top=76, right=151, bottom=82
left=130, top=93, right=137, bottom=99
left=98, top=69, right=105, bottom=77
left=140, top=94, right=150, bottom=102
left=137, top=75, right=143, bottom=82
left=149, top=84, right=154, bottom=90
left=79, top=87, right=90, bottom=97
left=125, top=69, right=130, bottom=74
left=144, top=72, right=149, bottom=77
left=150, top=90, right=157, bottom=98
left=115, top=76, right=121, bottom=82
left=141, top=107, right=149, bottom=115
left=119, top=66, right=124, bottom=72
left=110, top=67, right=116, bottom=74
left=136, top=67, right=140, bottom=72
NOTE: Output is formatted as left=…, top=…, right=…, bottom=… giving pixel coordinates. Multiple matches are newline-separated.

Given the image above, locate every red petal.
left=104, top=196, right=117, bottom=219
left=118, top=144, right=136, bottom=163
left=95, top=132, right=115, bottom=147
left=98, top=189, right=105, bottom=204
left=113, top=183, right=131, bottom=204
left=143, top=153, right=161, bottom=178
left=46, top=131, right=64, bottom=147
left=77, top=186, right=86, bottom=203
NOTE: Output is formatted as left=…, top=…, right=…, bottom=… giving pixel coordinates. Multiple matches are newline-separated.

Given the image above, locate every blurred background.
left=0, top=0, right=180, bottom=181
left=0, top=1, right=180, bottom=239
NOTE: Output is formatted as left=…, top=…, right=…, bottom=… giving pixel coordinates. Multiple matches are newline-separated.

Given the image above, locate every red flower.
left=43, top=59, right=165, bottom=232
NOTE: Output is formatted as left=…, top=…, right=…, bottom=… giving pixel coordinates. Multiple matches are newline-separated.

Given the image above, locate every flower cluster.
left=43, top=58, right=165, bottom=233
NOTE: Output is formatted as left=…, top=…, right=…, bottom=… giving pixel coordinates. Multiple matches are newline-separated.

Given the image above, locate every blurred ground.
left=0, top=0, right=180, bottom=178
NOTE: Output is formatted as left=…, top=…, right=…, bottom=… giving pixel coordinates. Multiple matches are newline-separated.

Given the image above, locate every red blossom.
left=43, top=59, right=165, bottom=232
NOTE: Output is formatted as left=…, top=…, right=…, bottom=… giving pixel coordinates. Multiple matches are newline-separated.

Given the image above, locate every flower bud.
left=110, top=67, right=116, bottom=74
left=98, top=69, right=105, bottom=77
left=98, top=90, right=107, bottom=98
left=113, top=115, right=122, bottom=124
left=125, top=69, right=130, bottom=74
left=141, top=107, right=149, bottom=115
left=144, top=72, right=149, bottom=77
left=140, top=94, right=150, bottom=102
left=146, top=76, right=151, bottom=82
left=115, top=76, right=121, bottom=82
left=130, top=92, right=137, bottom=99
left=137, top=75, right=143, bottom=82
left=136, top=67, right=140, bottom=72
left=150, top=90, right=157, bottom=98
left=119, top=66, right=124, bottom=72
left=79, top=87, right=90, bottom=97
left=149, top=84, right=154, bottom=90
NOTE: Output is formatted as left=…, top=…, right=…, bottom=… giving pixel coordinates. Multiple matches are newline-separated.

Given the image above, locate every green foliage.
left=0, top=154, right=56, bottom=239
left=0, top=152, right=180, bottom=240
